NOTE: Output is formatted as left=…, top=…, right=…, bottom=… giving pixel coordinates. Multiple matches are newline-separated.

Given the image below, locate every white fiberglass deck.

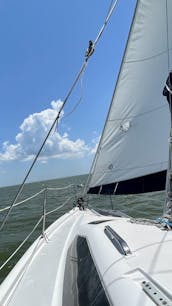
left=0, top=208, right=172, bottom=306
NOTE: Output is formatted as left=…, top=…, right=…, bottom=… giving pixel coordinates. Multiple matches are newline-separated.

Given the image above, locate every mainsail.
left=88, top=0, right=172, bottom=195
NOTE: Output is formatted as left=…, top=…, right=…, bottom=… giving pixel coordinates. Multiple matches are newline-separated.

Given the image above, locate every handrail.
left=104, top=225, right=131, bottom=255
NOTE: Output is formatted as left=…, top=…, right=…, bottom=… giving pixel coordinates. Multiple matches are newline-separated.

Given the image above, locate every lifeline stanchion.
left=42, top=186, right=47, bottom=239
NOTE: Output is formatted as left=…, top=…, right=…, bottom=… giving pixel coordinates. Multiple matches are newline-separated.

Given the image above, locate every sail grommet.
left=120, top=121, right=131, bottom=132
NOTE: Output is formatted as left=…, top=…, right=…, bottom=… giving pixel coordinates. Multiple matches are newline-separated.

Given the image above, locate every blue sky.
left=0, top=0, right=136, bottom=187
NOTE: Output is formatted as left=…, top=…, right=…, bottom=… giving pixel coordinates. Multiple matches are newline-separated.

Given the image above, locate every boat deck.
left=0, top=208, right=172, bottom=306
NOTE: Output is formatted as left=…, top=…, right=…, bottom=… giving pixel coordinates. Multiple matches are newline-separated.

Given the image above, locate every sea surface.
left=0, top=174, right=165, bottom=284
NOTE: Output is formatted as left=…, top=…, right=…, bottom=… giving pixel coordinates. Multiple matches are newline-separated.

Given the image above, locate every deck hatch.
left=104, top=225, right=131, bottom=255
left=63, top=236, right=110, bottom=306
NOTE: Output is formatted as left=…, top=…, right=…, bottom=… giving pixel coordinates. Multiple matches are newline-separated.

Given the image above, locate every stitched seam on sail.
left=95, top=161, right=168, bottom=172
left=124, top=48, right=172, bottom=64
left=108, top=105, right=167, bottom=121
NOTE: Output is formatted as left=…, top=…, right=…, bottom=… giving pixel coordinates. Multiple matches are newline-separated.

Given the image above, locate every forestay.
left=88, top=0, right=172, bottom=195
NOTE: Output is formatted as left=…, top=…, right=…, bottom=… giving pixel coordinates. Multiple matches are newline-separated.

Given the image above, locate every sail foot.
left=88, top=171, right=167, bottom=195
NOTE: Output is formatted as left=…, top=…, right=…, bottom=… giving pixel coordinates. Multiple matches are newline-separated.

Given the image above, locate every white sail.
left=88, top=0, right=172, bottom=194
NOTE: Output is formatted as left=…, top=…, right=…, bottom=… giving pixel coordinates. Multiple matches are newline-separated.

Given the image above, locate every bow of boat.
left=0, top=207, right=172, bottom=306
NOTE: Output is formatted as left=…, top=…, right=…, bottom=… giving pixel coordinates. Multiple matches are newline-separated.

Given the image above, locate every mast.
left=164, top=72, right=172, bottom=218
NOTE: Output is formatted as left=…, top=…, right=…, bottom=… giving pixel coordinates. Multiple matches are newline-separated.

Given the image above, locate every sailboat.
left=1, top=0, right=172, bottom=305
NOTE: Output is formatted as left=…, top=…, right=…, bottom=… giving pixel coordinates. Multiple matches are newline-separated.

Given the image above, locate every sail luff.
left=86, top=0, right=139, bottom=194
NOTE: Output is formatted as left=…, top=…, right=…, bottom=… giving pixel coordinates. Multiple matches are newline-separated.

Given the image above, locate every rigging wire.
left=94, top=0, right=118, bottom=47
left=0, top=0, right=119, bottom=231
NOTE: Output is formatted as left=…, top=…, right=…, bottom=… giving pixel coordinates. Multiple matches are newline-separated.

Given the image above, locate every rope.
left=165, top=83, right=172, bottom=95
left=47, top=184, right=74, bottom=191
left=0, top=189, right=45, bottom=213
left=0, top=185, right=75, bottom=213
left=54, top=64, right=87, bottom=133
left=63, top=73, right=85, bottom=119
left=46, top=196, right=74, bottom=216
left=0, top=194, right=75, bottom=272
left=156, top=217, right=172, bottom=229
left=0, top=216, right=43, bottom=271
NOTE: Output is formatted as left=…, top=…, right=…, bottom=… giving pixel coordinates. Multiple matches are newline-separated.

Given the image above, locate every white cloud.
left=90, top=134, right=100, bottom=154
left=0, top=100, right=95, bottom=162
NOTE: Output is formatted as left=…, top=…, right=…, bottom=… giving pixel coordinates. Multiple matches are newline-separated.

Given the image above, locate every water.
left=0, top=174, right=165, bottom=284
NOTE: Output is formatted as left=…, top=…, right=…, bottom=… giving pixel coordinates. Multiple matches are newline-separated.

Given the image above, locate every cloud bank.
left=0, top=100, right=97, bottom=162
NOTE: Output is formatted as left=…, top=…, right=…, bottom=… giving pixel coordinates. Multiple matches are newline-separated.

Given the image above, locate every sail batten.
left=88, top=0, right=172, bottom=195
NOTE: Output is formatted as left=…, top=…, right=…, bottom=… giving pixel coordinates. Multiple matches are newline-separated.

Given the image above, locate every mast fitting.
left=85, top=40, right=94, bottom=60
